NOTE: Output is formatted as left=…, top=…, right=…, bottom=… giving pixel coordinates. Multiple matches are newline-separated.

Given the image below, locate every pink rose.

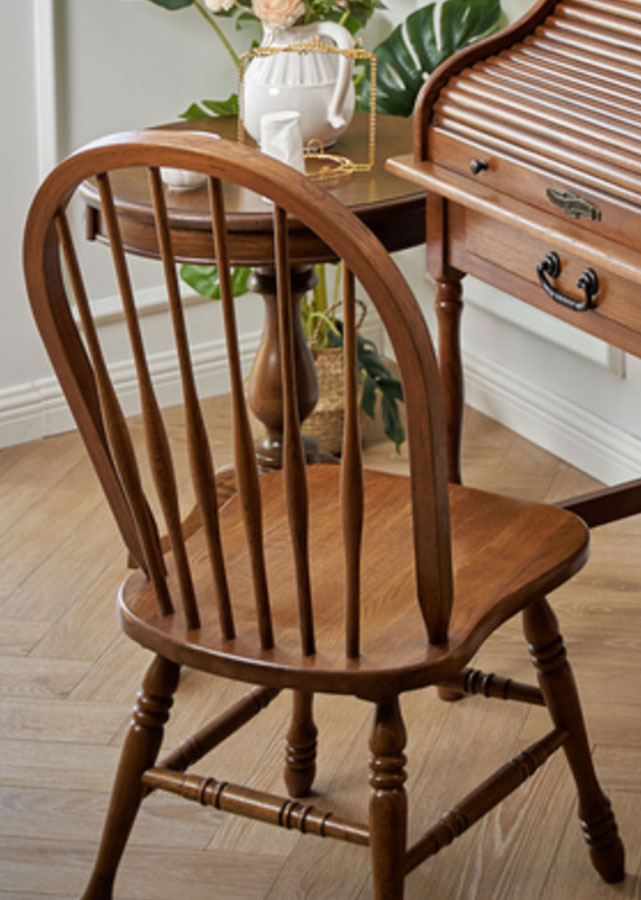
left=252, top=0, right=306, bottom=28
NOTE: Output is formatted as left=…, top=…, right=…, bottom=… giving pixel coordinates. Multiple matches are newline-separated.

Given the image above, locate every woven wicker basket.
left=301, top=347, right=350, bottom=455
left=301, top=301, right=369, bottom=455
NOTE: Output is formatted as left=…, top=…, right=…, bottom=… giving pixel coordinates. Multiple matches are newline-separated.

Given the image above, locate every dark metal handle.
left=536, top=252, right=599, bottom=312
left=470, top=159, right=488, bottom=175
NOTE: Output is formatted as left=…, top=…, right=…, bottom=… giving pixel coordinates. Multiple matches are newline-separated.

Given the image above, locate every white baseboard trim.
left=1, top=318, right=385, bottom=449
left=464, top=350, right=641, bottom=485
left=0, top=330, right=262, bottom=449
left=465, top=278, right=627, bottom=377
left=5, top=327, right=638, bottom=485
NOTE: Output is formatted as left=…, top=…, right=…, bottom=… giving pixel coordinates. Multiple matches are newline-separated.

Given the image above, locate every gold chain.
left=237, top=39, right=377, bottom=179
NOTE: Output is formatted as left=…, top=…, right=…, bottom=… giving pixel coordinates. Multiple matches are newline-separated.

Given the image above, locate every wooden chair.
left=23, top=129, right=624, bottom=899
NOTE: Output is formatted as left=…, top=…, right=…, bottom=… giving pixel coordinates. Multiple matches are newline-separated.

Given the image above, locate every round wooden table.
left=83, top=114, right=425, bottom=466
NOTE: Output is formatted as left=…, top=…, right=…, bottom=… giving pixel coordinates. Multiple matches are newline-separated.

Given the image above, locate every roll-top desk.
left=388, top=0, right=641, bottom=526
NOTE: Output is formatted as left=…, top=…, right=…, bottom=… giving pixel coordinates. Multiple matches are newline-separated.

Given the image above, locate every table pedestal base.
left=246, top=265, right=320, bottom=470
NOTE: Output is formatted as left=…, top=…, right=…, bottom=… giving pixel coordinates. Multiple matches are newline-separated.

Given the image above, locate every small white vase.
left=242, top=21, right=355, bottom=148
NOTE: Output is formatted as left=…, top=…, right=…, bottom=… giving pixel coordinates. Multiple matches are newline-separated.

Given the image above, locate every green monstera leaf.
left=181, top=93, right=239, bottom=121
left=327, top=326, right=406, bottom=451
left=180, top=264, right=252, bottom=300
left=356, top=0, right=503, bottom=116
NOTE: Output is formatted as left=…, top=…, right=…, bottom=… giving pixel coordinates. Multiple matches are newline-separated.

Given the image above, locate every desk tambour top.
left=388, top=0, right=641, bottom=357
left=427, top=0, right=641, bottom=250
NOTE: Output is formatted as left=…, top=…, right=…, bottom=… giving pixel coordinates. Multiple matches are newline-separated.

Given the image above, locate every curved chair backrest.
left=23, top=129, right=453, bottom=654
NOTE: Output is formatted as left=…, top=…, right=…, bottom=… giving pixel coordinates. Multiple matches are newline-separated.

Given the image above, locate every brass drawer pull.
left=536, top=252, right=599, bottom=311
left=546, top=188, right=601, bottom=221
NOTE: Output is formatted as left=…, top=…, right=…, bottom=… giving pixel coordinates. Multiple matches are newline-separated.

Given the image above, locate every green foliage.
left=337, top=0, right=386, bottom=33
left=180, top=93, right=239, bottom=120
left=235, top=11, right=260, bottom=29
left=356, top=0, right=502, bottom=116
left=303, top=0, right=383, bottom=31
left=180, top=264, right=251, bottom=299
left=327, top=326, right=405, bottom=451
left=145, top=0, right=194, bottom=8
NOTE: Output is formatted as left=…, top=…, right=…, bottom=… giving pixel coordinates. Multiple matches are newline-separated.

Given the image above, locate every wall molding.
left=33, top=0, right=59, bottom=178
left=5, top=301, right=640, bottom=484
left=86, top=283, right=206, bottom=326
left=0, top=329, right=261, bottom=449
left=0, top=317, right=385, bottom=449
left=465, top=278, right=626, bottom=377
left=464, top=349, right=641, bottom=485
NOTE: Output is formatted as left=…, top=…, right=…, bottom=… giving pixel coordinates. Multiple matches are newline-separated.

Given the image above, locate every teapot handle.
left=303, top=21, right=354, bottom=129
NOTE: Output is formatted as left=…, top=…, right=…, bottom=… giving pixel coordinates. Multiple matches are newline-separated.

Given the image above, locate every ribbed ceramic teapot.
left=242, top=21, right=355, bottom=148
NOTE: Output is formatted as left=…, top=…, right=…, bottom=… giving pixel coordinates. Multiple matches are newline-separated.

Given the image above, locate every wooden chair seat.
left=120, top=466, right=589, bottom=696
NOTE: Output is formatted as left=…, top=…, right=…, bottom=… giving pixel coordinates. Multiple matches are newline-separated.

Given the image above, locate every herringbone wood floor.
left=1, top=398, right=640, bottom=899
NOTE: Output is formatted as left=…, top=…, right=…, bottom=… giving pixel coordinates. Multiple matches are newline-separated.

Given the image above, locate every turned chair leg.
left=284, top=690, right=318, bottom=797
left=80, top=655, right=180, bottom=900
left=523, top=598, right=625, bottom=883
left=436, top=683, right=465, bottom=702
left=369, top=697, right=408, bottom=900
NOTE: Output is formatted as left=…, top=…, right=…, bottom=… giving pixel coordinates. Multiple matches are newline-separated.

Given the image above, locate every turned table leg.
left=246, top=265, right=320, bottom=470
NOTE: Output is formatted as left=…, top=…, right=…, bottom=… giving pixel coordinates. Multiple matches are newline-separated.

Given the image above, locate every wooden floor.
left=1, top=398, right=640, bottom=899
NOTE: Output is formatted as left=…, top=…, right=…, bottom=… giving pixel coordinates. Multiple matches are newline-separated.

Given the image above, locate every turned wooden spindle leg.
left=284, top=690, right=318, bottom=797
left=80, top=656, right=180, bottom=900
left=246, top=265, right=320, bottom=470
left=434, top=276, right=465, bottom=703
left=523, top=598, right=625, bottom=883
left=434, top=276, right=464, bottom=485
left=369, top=697, right=408, bottom=900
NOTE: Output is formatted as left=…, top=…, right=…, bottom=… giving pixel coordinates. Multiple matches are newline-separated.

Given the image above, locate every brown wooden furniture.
left=388, top=0, right=641, bottom=535
left=24, top=129, right=624, bottom=899
left=81, top=114, right=425, bottom=469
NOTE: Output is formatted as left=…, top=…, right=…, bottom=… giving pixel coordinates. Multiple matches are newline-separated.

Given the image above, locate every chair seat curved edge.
left=117, top=467, right=590, bottom=698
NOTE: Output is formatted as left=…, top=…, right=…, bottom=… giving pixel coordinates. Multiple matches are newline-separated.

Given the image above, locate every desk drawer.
left=430, top=128, right=641, bottom=256
left=448, top=204, right=641, bottom=357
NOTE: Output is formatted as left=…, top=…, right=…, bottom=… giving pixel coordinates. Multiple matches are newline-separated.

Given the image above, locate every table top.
left=83, top=114, right=425, bottom=266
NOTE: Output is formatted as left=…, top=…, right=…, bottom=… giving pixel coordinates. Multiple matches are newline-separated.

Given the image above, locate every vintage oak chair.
left=23, top=130, right=624, bottom=899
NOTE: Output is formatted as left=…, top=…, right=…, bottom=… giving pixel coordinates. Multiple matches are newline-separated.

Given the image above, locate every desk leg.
left=435, top=275, right=465, bottom=704
left=435, top=277, right=464, bottom=485
left=246, top=265, right=320, bottom=470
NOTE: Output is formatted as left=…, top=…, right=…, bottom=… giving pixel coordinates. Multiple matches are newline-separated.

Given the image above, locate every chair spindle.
left=340, top=267, right=364, bottom=659
left=209, top=176, right=274, bottom=648
left=149, top=167, right=235, bottom=637
left=97, top=172, right=199, bottom=629
left=54, top=208, right=172, bottom=615
left=273, top=205, right=315, bottom=657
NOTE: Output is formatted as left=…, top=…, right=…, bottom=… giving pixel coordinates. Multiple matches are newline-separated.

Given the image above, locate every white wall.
left=4, top=0, right=641, bottom=484
left=3, top=0, right=263, bottom=444
left=1, top=4, right=51, bottom=390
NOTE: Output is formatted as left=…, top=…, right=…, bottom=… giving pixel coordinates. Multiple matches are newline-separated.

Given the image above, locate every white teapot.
left=242, top=21, right=355, bottom=148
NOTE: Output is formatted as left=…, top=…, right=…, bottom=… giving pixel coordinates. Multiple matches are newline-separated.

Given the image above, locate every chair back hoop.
left=23, top=128, right=453, bottom=656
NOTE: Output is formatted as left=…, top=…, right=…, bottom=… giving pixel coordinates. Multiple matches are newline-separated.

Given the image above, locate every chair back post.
left=24, top=202, right=147, bottom=572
